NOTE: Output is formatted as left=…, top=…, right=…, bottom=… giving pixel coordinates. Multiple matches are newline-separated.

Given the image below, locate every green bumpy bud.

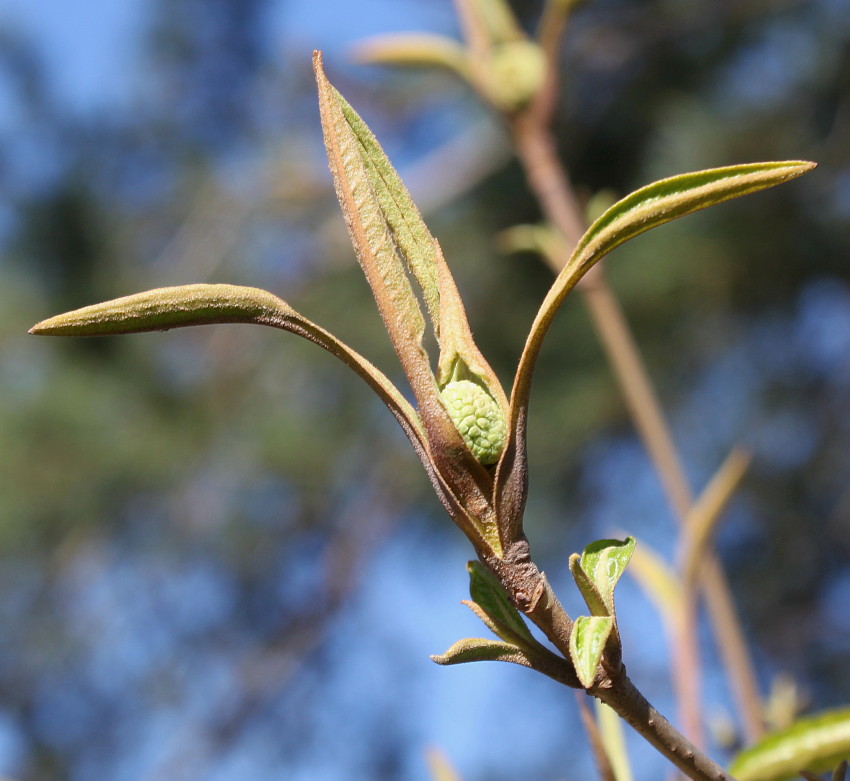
left=440, top=379, right=507, bottom=465
left=481, top=40, right=546, bottom=112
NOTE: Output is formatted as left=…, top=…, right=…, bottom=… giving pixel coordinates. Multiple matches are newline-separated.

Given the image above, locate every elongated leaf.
left=569, top=615, right=614, bottom=689
left=315, top=52, right=432, bottom=400
left=497, top=161, right=815, bottom=532
left=29, top=283, right=290, bottom=336
left=729, top=708, right=850, bottom=781
left=29, top=283, right=487, bottom=549
left=329, top=64, right=508, bottom=410
left=315, top=52, right=504, bottom=552
left=430, top=637, right=532, bottom=667
left=466, top=560, right=536, bottom=645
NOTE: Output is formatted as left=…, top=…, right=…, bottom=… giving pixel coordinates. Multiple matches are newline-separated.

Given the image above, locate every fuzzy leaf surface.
left=729, top=708, right=850, bottom=781
left=466, top=560, right=535, bottom=645
left=29, top=284, right=500, bottom=545
left=315, top=51, right=503, bottom=554
left=498, top=161, right=815, bottom=534
left=569, top=615, right=614, bottom=689
left=430, top=637, right=531, bottom=667
left=30, top=284, right=293, bottom=336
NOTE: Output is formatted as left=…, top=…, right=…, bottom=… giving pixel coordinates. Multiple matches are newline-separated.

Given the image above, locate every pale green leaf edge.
left=730, top=707, right=850, bottom=781
left=569, top=553, right=608, bottom=617
left=29, top=283, right=491, bottom=550
left=496, top=161, right=815, bottom=522
left=430, top=637, right=530, bottom=667
left=467, top=560, right=536, bottom=644
left=569, top=615, right=614, bottom=689
left=581, top=536, right=637, bottom=613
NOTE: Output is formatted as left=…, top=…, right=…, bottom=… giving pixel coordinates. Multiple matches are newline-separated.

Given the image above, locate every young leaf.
left=729, top=708, right=850, bottom=781
left=497, top=161, right=816, bottom=535
left=569, top=537, right=636, bottom=617
left=29, top=283, right=292, bottom=336
left=315, top=51, right=433, bottom=404
left=466, top=560, right=536, bottom=645
left=570, top=615, right=614, bottom=689
left=29, top=283, right=490, bottom=551
left=430, top=637, right=532, bottom=667
left=328, top=65, right=508, bottom=417
left=315, top=51, right=505, bottom=552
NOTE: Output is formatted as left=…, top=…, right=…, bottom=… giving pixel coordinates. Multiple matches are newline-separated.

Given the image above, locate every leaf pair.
left=431, top=561, right=577, bottom=687
left=568, top=538, right=635, bottom=688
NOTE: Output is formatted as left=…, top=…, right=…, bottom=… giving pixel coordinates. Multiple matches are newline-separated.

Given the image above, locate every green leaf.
left=569, top=537, right=636, bottom=617
left=466, top=561, right=535, bottom=645
left=29, top=283, right=292, bottom=336
left=315, top=52, right=432, bottom=400
left=430, top=637, right=532, bottom=667
left=499, top=161, right=816, bottom=531
left=569, top=615, right=614, bottom=689
left=729, top=708, right=850, bottom=781
left=315, top=51, right=505, bottom=555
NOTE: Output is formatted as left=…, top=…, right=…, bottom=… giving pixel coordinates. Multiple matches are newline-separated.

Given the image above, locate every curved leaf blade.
left=570, top=615, right=614, bottom=689
left=29, top=283, right=291, bottom=336
left=430, top=637, right=531, bottom=667
left=580, top=537, right=636, bottom=616
left=497, top=160, right=815, bottom=535
left=730, top=708, right=850, bottom=781
left=466, top=560, right=536, bottom=645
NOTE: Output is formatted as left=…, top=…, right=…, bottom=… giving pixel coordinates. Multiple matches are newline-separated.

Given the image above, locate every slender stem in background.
left=577, top=692, right=618, bottom=781
left=506, top=15, right=765, bottom=744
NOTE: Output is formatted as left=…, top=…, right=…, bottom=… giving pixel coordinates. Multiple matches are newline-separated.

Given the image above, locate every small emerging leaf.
left=570, top=537, right=636, bottom=617
left=729, top=708, right=850, bottom=781
left=466, top=560, right=535, bottom=645
left=430, top=637, right=531, bottom=667
left=569, top=615, right=614, bottom=689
